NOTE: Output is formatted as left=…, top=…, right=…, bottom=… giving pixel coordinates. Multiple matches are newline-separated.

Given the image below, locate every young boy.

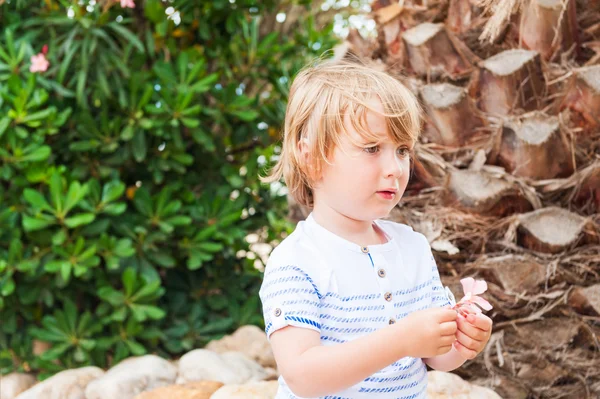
left=259, top=59, right=493, bottom=398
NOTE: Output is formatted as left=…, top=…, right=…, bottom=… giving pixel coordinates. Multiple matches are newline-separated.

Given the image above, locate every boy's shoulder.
left=377, top=219, right=429, bottom=246
left=264, top=223, right=321, bottom=271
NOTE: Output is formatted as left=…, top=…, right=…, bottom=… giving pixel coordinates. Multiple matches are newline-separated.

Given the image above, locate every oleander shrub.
left=0, top=0, right=337, bottom=377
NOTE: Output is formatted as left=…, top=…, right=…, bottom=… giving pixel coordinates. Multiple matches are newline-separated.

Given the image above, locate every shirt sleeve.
left=427, top=247, right=455, bottom=308
left=259, top=264, right=322, bottom=340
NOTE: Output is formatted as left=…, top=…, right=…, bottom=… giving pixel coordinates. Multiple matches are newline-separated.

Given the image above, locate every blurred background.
left=0, top=0, right=599, bottom=398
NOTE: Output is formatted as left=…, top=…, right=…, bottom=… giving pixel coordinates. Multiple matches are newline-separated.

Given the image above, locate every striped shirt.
left=259, top=213, right=452, bottom=399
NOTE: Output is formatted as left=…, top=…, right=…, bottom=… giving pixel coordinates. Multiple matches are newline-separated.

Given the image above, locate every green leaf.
left=229, top=110, right=259, bottom=121
left=122, top=268, right=136, bottom=297
left=40, top=342, right=72, bottom=361
left=111, top=307, right=127, bottom=321
left=97, top=287, right=125, bottom=306
left=133, top=188, right=152, bottom=216
left=206, top=294, right=228, bottom=311
left=164, top=215, right=191, bottom=226
left=0, top=117, right=10, bottom=138
left=150, top=252, right=175, bottom=268
left=76, top=70, right=88, bottom=107
left=22, top=215, right=55, bottom=232
left=64, top=213, right=96, bottom=228
left=21, top=108, right=55, bottom=124
left=108, top=23, right=145, bottom=53
left=125, top=339, right=146, bottom=356
left=197, top=242, right=223, bottom=252
left=52, top=229, right=67, bottom=246
left=49, top=172, right=63, bottom=213
left=1, top=278, right=15, bottom=296
left=190, top=73, right=219, bottom=93
left=132, top=130, right=147, bottom=162
left=130, top=304, right=165, bottom=320
left=45, top=260, right=69, bottom=273
left=121, top=125, right=134, bottom=140
left=114, top=239, right=135, bottom=257
left=101, top=181, right=125, bottom=203
left=131, top=279, right=161, bottom=301
left=64, top=182, right=89, bottom=214
left=103, top=203, right=127, bottom=215
left=29, top=327, right=67, bottom=342
left=23, top=189, right=53, bottom=212
left=196, top=317, right=233, bottom=334
left=130, top=304, right=147, bottom=321
left=181, top=118, right=199, bottom=128
left=21, top=146, right=51, bottom=162
left=63, top=300, right=78, bottom=333
left=193, top=225, right=217, bottom=241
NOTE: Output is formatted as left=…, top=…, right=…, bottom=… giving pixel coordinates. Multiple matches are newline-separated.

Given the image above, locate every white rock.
left=210, top=380, right=279, bottom=399
left=427, top=371, right=503, bottom=398
left=205, top=325, right=276, bottom=368
left=0, top=373, right=36, bottom=399
left=85, top=355, right=177, bottom=399
left=15, top=367, right=104, bottom=399
left=177, top=349, right=268, bottom=385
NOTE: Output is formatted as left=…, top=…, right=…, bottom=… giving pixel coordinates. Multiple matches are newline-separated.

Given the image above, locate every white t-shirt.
left=259, top=212, right=453, bottom=399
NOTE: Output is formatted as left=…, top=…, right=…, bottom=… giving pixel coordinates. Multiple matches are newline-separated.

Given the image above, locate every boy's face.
left=313, top=98, right=412, bottom=222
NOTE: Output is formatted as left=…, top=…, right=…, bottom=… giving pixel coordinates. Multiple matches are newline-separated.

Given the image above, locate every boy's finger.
left=453, top=341, right=477, bottom=360
left=441, top=335, right=456, bottom=347
left=439, top=309, right=458, bottom=321
left=457, top=317, right=487, bottom=341
left=466, top=313, right=493, bottom=331
left=440, top=321, right=457, bottom=336
left=456, top=329, right=482, bottom=351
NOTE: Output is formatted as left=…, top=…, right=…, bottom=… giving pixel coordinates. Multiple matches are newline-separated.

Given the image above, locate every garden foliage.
left=0, top=0, right=336, bottom=377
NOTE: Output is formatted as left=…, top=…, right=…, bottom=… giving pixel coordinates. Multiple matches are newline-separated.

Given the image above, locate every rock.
left=205, top=325, right=276, bottom=368
left=177, top=349, right=268, bottom=385
left=210, top=380, right=279, bottom=399
left=133, top=381, right=224, bottom=399
left=85, top=355, right=177, bottom=399
left=427, top=371, right=503, bottom=398
left=0, top=373, right=36, bottom=399
left=14, top=367, right=104, bottom=399
left=470, top=376, right=527, bottom=399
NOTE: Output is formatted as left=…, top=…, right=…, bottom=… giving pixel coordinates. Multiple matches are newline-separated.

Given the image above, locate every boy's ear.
left=297, top=136, right=310, bottom=156
left=297, top=136, right=319, bottom=182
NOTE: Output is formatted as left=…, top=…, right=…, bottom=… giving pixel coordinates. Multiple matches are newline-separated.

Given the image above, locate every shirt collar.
left=302, top=212, right=395, bottom=253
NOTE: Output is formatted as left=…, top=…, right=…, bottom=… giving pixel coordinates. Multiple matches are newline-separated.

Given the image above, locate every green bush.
left=0, top=0, right=337, bottom=377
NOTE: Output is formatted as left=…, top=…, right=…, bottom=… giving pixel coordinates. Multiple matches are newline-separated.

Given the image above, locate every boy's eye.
left=364, top=145, right=379, bottom=154
left=397, top=147, right=410, bottom=157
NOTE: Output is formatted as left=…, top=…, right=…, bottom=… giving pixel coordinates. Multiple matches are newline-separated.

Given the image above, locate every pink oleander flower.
left=452, top=277, right=493, bottom=317
left=120, top=0, right=135, bottom=8
left=29, top=45, right=49, bottom=73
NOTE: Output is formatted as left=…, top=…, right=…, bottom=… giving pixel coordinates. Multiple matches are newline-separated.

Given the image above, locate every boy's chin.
left=358, top=208, right=394, bottom=221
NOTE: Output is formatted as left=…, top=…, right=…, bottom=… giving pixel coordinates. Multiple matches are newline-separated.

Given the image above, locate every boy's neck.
left=311, top=206, right=386, bottom=247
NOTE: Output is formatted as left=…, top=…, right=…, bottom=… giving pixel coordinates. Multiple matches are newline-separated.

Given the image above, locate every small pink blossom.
left=452, top=277, right=493, bottom=317
left=120, top=0, right=135, bottom=8
left=29, top=47, right=49, bottom=73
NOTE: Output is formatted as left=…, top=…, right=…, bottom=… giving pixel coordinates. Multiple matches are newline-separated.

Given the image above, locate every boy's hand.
left=453, top=313, right=493, bottom=359
left=400, top=307, right=457, bottom=359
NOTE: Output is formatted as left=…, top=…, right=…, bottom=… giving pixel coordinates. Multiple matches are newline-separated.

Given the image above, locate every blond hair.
left=260, top=57, right=422, bottom=208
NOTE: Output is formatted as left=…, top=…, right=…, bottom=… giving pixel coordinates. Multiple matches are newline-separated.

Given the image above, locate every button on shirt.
left=259, top=213, right=452, bottom=399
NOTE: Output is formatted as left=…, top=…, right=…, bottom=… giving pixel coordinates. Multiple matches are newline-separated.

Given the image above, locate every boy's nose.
left=383, top=150, right=404, bottom=178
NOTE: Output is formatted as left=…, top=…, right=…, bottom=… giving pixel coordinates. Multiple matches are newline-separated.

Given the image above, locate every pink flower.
left=29, top=46, right=49, bottom=73
left=452, top=277, right=493, bottom=317
left=120, top=0, right=135, bottom=8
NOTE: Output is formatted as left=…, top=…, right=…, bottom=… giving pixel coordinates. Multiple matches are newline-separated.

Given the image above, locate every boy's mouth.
left=377, top=188, right=398, bottom=194
left=376, top=189, right=397, bottom=199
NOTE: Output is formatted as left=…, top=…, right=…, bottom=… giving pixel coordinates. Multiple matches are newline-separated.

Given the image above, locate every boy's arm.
left=269, top=307, right=457, bottom=398
left=423, top=346, right=466, bottom=372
